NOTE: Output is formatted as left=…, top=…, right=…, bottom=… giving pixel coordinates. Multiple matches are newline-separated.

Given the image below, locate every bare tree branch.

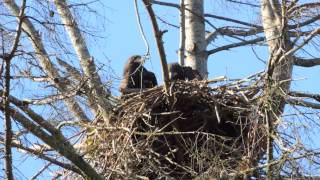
left=225, top=0, right=260, bottom=7
left=287, top=98, right=320, bottom=109
left=30, top=163, right=52, bottom=180
left=288, top=2, right=320, bottom=14
left=0, top=104, right=102, bottom=179
left=288, top=15, right=320, bottom=29
left=56, top=58, right=83, bottom=81
left=142, top=0, right=170, bottom=93
left=0, top=138, right=81, bottom=174
left=205, top=27, right=264, bottom=46
left=6, top=0, right=25, bottom=60
left=294, top=57, right=320, bottom=67
left=204, top=13, right=262, bottom=29
left=289, top=91, right=320, bottom=102
left=6, top=93, right=63, bottom=135
left=1, top=1, right=26, bottom=179
left=278, top=28, right=320, bottom=63
left=134, top=0, right=151, bottom=57
left=56, top=57, right=100, bottom=114
left=4, top=0, right=90, bottom=123
left=2, top=33, right=14, bottom=180
left=207, top=37, right=264, bottom=55
left=53, top=0, right=112, bottom=124
left=151, top=0, right=179, bottom=8
left=205, top=30, right=219, bottom=46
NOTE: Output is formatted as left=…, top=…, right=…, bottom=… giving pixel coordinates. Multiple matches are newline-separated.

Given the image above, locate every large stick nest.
left=83, top=77, right=268, bottom=179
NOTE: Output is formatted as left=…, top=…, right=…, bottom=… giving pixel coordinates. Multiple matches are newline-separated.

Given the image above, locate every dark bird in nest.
left=168, top=63, right=202, bottom=81
left=119, top=55, right=157, bottom=94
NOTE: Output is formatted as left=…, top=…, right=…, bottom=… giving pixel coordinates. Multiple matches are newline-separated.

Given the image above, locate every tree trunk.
left=261, top=0, right=293, bottom=98
left=184, top=0, right=208, bottom=78
left=261, top=1, right=294, bottom=178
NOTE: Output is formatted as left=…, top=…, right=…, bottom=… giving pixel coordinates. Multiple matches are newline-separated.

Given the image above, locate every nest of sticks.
left=83, top=75, right=268, bottom=179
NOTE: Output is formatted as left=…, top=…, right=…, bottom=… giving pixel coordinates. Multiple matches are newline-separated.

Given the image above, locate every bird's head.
left=128, top=55, right=142, bottom=64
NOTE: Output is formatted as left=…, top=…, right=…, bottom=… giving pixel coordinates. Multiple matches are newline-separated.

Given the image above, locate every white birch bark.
left=184, top=0, right=208, bottom=78
left=261, top=0, right=293, bottom=94
left=261, top=1, right=294, bottom=178
left=4, top=0, right=90, bottom=123
left=53, top=0, right=112, bottom=124
left=178, top=0, right=186, bottom=66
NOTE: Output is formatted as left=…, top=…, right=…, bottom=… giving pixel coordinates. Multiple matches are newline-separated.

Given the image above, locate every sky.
left=1, top=0, right=320, bottom=179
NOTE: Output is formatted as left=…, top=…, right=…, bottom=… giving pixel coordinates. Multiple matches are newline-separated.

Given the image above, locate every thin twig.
left=30, top=163, right=52, bottom=180
left=134, top=0, right=150, bottom=57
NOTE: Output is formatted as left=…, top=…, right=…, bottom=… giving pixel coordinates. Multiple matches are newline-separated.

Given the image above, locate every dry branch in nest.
left=81, top=75, right=269, bottom=179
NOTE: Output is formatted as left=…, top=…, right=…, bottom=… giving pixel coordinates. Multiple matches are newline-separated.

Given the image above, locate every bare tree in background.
left=0, top=0, right=320, bottom=179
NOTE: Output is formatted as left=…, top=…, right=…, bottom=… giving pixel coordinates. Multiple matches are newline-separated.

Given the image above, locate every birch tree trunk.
left=261, top=0, right=293, bottom=101
left=261, top=1, right=294, bottom=178
left=184, top=0, right=208, bottom=78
